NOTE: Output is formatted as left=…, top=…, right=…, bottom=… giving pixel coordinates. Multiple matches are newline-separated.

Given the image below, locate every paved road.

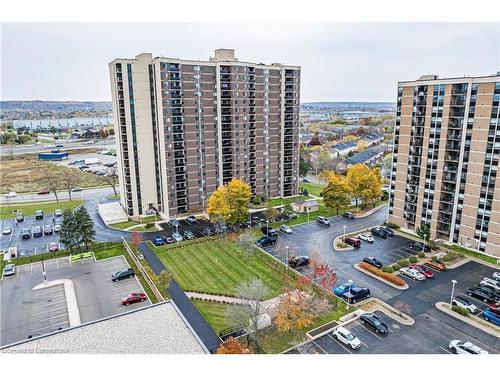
left=0, top=186, right=118, bottom=204
left=0, top=139, right=115, bottom=158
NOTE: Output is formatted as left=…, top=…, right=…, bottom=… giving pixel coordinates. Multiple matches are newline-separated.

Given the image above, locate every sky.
left=1, top=22, right=499, bottom=102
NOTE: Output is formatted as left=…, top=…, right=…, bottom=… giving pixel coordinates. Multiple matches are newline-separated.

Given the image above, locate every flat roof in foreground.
left=1, top=301, right=208, bottom=354
left=97, top=201, right=128, bottom=224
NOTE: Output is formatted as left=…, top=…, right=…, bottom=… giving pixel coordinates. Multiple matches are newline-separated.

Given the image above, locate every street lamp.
left=346, top=279, right=353, bottom=309
left=266, top=220, right=269, bottom=233
left=343, top=225, right=347, bottom=242
left=285, top=245, right=290, bottom=270
left=449, top=280, right=457, bottom=308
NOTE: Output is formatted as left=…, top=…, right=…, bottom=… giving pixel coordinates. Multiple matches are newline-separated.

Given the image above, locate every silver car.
left=399, top=267, right=426, bottom=281
left=358, top=233, right=374, bottom=243
left=3, top=263, right=16, bottom=277
left=172, top=232, right=183, bottom=243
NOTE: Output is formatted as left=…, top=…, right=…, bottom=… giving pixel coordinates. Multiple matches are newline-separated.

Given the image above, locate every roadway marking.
left=326, top=333, right=353, bottom=354
left=311, top=340, right=328, bottom=354
left=439, top=346, right=452, bottom=354
left=354, top=321, right=383, bottom=340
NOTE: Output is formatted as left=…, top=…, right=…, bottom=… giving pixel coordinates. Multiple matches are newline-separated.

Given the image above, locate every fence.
left=122, top=238, right=164, bottom=302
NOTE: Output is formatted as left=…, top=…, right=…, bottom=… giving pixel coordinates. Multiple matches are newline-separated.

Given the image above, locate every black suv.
left=342, top=212, right=354, bottom=219
left=362, top=256, right=383, bottom=269
left=342, top=287, right=370, bottom=304
left=466, top=287, right=497, bottom=304
left=409, top=242, right=431, bottom=252
left=261, top=227, right=278, bottom=238
left=21, top=228, right=31, bottom=239
left=288, top=255, right=310, bottom=269
left=316, top=216, right=330, bottom=226
left=16, top=212, right=24, bottom=222
left=111, top=268, right=135, bottom=282
left=255, top=236, right=277, bottom=248
left=201, top=227, right=214, bottom=236
left=371, top=227, right=387, bottom=239
left=359, top=313, right=388, bottom=334
left=35, top=210, right=44, bottom=220
left=379, top=226, right=394, bottom=237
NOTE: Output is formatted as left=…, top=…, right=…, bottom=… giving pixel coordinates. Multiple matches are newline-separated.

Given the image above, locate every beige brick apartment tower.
left=109, top=49, right=301, bottom=219
left=388, top=73, right=500, bottom=257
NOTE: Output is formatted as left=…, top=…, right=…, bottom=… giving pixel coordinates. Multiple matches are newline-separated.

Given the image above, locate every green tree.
left=322, top=172, right=351, bottom=215
left=416, top=223, right=431, bottom=242
left=75, top=207, right=95, bottom=252
left=299, top=155, right=311, bottom=177
left=59, top=209, right=79, bottom=254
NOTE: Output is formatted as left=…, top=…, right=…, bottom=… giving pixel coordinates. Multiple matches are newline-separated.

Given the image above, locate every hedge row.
left=359, top=262, right=407, bottom=287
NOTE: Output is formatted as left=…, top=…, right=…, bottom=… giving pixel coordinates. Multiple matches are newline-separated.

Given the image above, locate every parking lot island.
left=353, top=263, right=408, bottom=290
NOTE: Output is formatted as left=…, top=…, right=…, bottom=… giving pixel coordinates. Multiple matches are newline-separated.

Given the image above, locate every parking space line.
left=327, top=333, right=353, bottom=354
left=311, top=340, right=327, bottom=354
left=439, top=346, right=452, bottom=354
left=354, top=321, right=383, bottom=340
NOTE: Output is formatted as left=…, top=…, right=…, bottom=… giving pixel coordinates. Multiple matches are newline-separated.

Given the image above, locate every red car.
left=490, top=302, right=500, bottom=314
left=37, top=189, right=50, bottom=195
left=121, top=292, right=147, bottom=306
left=410, top=264, right=434, bottom=279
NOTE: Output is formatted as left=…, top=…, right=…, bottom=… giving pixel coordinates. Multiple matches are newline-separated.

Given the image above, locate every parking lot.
left=0, top=211, right=65, bottom=256
left=147, top=216, right=218, bottom=243
left=1, top=255, right=149, bottom=346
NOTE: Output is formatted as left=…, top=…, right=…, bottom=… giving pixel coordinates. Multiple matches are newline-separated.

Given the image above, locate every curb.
left=359, top=298, right=415, bottom=326
left=33, top=279, right=82, bottom=327
left=435, top=302, right=500, bottom=338
left=353, top=263, right=409, bottom=290
left=354, top=203, right=388, bottom=218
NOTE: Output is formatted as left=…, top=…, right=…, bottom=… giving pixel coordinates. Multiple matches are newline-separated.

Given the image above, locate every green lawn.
left=0, top=199, right=85, bottom=219
left=299, top=182, right=324, bottom=197
left=267, top=195, right=315, bottom=207
left=441, top=243, right=499, bottom=265
left=192, top=300, right=232, bottom=335
left=107, top=194, right=120, bottom=200
left=151, top=238, right=292, bottom=297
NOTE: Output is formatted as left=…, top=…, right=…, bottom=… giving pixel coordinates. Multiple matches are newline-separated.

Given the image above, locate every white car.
left=172, top=232, right=183, bottom=243
left=399, top=267, right=426, bottom=281
left=54, top=209, right=63, bottom=217
left=332, top=327, right=361, bottom=349
left=280, top=225, right=292, bottom=234
left=3, top=263, right=16, bottom=277
left=54, top=224, right=62, bottom=232
left=2, top=227, right=12, bottom=235
left=4, top=192, right=17, bottom=198
left=493, top=272, right=500, bottom=282
left=358, top=234, right=374, bottom=243
left=449, top=340, right=488, bottom=354
left=451, top=296, right=478, bottom=313
left=480, top=278, right=500, bottom=292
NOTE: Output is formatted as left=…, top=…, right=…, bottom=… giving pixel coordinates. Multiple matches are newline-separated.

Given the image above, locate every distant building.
left=13, top=117, right=112, bottom=130
left=37, top=152, right=69, bottom=161
left=331, top=141, right=357, bottom=157
left=345, top=144, right=387, bottom=167
left=362, top=133, right=384, bottom=147
left=292, top=200, right=320, bottom=213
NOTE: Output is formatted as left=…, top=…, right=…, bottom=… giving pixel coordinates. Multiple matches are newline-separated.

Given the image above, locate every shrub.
left=381, top=190, right=389, bottom=201
left=429, top=240, right=440, bottom=251
left=409, top=256, right=418, bottom=264
left=452, top=306, right=470, bottom=316
left=302, top=188, right=309, bottom=196
left=397, top=259, right=410, bottom=268
left=358, top=262, right=406, bottom=287
left=385, top=221, right=400, bottom=230
left=145, top=223, right=154, bottom=229
left=253, top=196, right=262, bottom=205
left=392, top=264, right=401, bottom=272
left=432, top=256, right=438, bottom=262
left=381, top=266, right=393, bottom=273
left=442, top=254, right=454, bottom=262
left=417, top=251, right=425, bottom=258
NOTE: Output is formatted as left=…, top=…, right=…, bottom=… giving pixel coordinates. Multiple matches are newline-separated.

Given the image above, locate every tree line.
left=59, top=206, right=96, bottom=254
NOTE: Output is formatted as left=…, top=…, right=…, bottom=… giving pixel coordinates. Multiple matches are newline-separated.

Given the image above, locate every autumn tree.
left=342, top=135, right=357, bottom=142
left=322, top=172, right=351, bottom=215
left=346, top=164, right=382, bottom=209
left=150, top=270, right=172, bottom=298
left=356, top=139, right=369, bottom=152
left=263, top=204, right=279, bottom=223
left=308, top=135, right=321, bottom=146
left=315, top=149, right=332, bottom=173
left=43, top=171, right=62, bottom=202
left=216, top=337, right=252, bottom=354
left=131, top=230, right=143, bottom=247
left=207, top=178, right=252, bottom=226
left=275, top=290, right=315, bottom=332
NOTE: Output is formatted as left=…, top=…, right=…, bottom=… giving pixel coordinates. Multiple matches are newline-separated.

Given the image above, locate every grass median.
left=0, top=199, right=85, bottom=219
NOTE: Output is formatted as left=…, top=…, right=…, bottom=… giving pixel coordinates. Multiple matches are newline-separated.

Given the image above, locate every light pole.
left=266, top=220, right=269, bottom=234
left=285, top=245, right=290, bottom=270
left=343, top=225, right=347, bottom=242
left=346, top=279, right=353, bottom=309
left=449, top=280, right=457, bottom=308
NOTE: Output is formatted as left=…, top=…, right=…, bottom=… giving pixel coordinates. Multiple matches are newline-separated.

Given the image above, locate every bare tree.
left=237, top=230, right=256, bottom=258
left=43, top=171, right=62, bottom=202
left=102, top=167, right=119, bottom=197
left=61, top=170, right=80, bottom=201
left=226, top=278, right=270, bottom=346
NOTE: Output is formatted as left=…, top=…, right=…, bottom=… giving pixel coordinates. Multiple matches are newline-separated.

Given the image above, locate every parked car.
left=362, top=257, right=383, bottom=269
left=332, top=327, right=361, bottom=349
left=4, top=192, right=17, bottom=198
left=280, top=224, right=292, bottom=234
left=168, top=218, right=180, bottom=227
left=21, top=227, right=31, bottom=239
left=425, top=260, right=447, bottom=271
left=342, top=212, right=354, bottom=219
left=121, top=292, right=147, bottom=306
left=183, top=230, right=195, bottom=240
left=79, top=165, right=90, bottom=170
left=399, top=267, right=426, bottom=281
left=379, top=226, right=394, bottom=237
left=480, top=278, right=500, bottom=292
left=186, top=216, right=197, bottom=224
left=16, top=212, right=24, bottom=222
left=54, top=221, right=62, bottom=232
left=492, top=272, right=500, bottom=281
left=162, top=236, right=175, bottom=244
left=239, top=221, right=251, bottom=229
left=2, top=227, right=12, bottom=235
left=54, top=209, right=63, bottom=217
left=37, top=189, right=50, bottom=195
left=48, top=242, right=59, bottom=252
left=172, top=232, right=184, bottom=242
left=452, top=296, right=478, bottom=313
left=344, top=237, right=361, bottom=248
left=448, top=340, right=488, bottom=354
left=333, top=282, right=356, bottom=297
left=466, top=287, right=497, bottom=304
left=478, top=285, right=500, bottom=301
left=286, top=212, right=298, bottom=220
left=152, top=235, right=164, bottom=246
left=302, top=178, right=311, bottom=183
left=33, top=226, right=43, bottom=237
left=358, top=233, right=374, bottom=243
left=3, top=264, right=16, bottom=277
left=409, top=241, right=431, bottom=252
left=371, top=227, right=387, bottom=239
left=44, top=225, right=53, bottom=235
left=255, top=236, right=277, bottom=248
left=261, top=227, right=278, bottom=238
left=409, top=264, right=434, bottom=278
left=488, top=302, right=500, bottom=314
left=316, top=216, right=330, bottom=226
left=71, top=187, right=83, bottom=192
left=342, top=287, right=371, bottom=304
left=112, top=268, right=135, bottom=282
left=482, top=308, right=500, bottom=326
left=359, top=313, right=388, bottom=334
left=34, top=210, right=44, bottom=220
left=288, top=255, right=310, bottom=269
left=201, top=227, right=214, bottom=237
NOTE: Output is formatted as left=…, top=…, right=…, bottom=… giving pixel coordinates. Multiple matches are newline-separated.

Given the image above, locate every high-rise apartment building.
left=388, top=73, right=500, bottom=257
left=109, top=49, right=300, bottom=219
